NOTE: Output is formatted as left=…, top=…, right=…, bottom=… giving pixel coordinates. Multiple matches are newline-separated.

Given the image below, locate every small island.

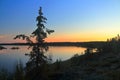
left=0, top=45, right=7, bottom=50
left=10, top=47, right=20, bottom=50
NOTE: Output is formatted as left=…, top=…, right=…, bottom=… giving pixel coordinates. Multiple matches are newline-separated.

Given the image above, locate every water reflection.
left=0, top=46, right=29, bottom=72
left=47, top=46, right=86, bottom=61
left=0, top=46, right=86, bottom=72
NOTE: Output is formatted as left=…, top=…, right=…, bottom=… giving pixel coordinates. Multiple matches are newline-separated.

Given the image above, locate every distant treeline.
left=0, top=41, right=106, bottom=48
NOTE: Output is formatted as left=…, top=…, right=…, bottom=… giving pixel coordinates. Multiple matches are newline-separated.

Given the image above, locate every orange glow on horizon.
left=45, top=33, right=108, bottom=42
left=0, top=33, right=118, bottom=43
left=45, top=37, right=106, bottom=42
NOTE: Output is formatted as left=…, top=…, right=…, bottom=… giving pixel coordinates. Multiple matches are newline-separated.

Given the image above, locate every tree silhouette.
left=14, top=7, right=54, bottom=80
left=97, top=34, right=120, bottom=53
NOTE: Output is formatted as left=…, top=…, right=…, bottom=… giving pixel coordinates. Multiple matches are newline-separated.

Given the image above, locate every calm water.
left=0, top=46, right=86, bottom=72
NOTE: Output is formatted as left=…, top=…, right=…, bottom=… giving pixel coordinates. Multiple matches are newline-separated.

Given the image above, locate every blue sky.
left=0, top=0, right=120, bottom=42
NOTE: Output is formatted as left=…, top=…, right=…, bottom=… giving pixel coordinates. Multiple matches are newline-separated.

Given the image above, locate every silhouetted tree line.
left=97, top=34, right=120, bottom=53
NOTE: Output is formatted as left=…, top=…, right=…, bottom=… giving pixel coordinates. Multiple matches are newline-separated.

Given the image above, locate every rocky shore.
left=50, top=52, right=120, bottom=80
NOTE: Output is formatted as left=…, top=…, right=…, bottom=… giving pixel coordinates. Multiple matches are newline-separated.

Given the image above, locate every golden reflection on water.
left=47, top=46, right=86, bottom=61
left=49, top=46, right=86, bottom=54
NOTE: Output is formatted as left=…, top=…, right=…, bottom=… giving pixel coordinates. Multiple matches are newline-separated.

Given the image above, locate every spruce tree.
left=14, top=6, right=54, bottom=80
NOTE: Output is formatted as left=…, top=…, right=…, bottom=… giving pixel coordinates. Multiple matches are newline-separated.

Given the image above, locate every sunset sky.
left=0, top=0, right=120, bottom=43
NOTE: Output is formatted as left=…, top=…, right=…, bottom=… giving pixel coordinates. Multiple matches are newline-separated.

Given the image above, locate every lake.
left=0, top=46, right=86, bottom=72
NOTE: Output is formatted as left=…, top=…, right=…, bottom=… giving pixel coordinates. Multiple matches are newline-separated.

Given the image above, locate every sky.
left=0, top=0, right=120, bottom=43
